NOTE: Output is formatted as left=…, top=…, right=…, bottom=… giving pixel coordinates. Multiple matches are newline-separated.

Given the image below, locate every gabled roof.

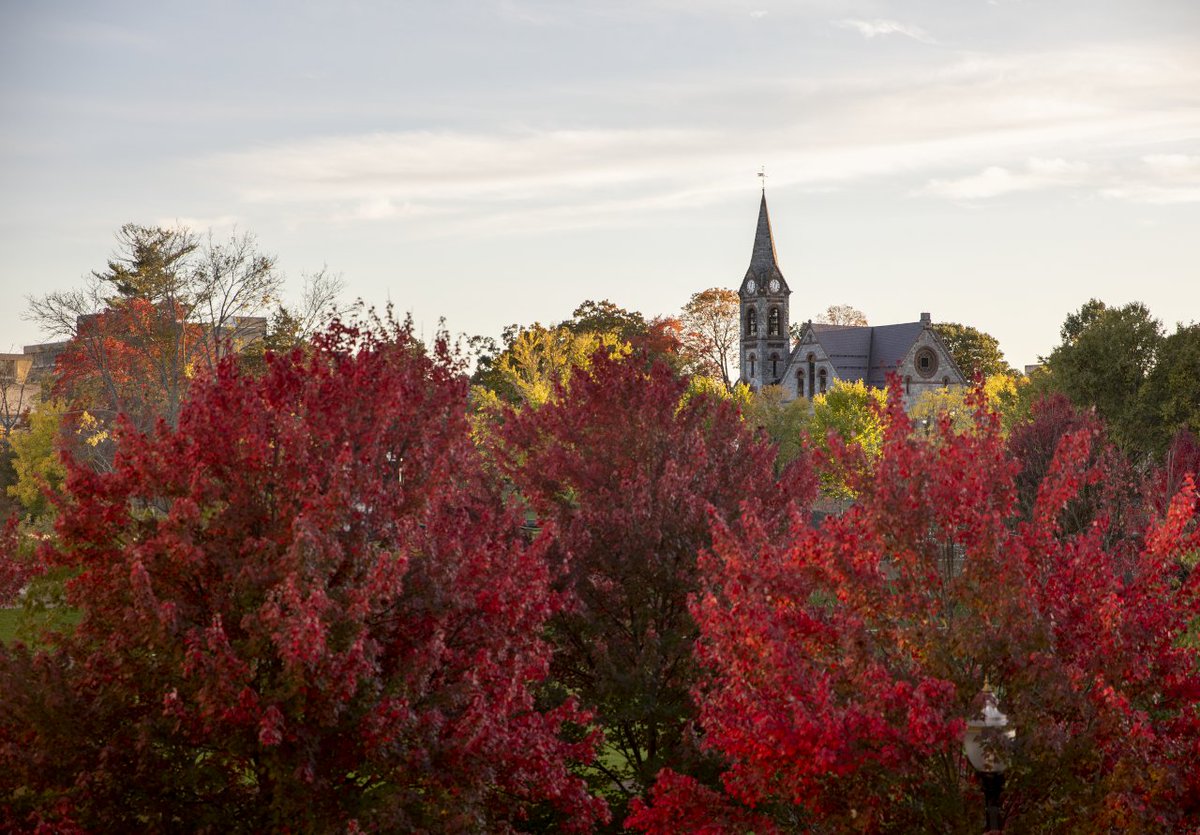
left=811, top=324, right=871, bottom=380
left=863, top=322, right=924, bottom=387
left=798, top=321, right=927, bottom=386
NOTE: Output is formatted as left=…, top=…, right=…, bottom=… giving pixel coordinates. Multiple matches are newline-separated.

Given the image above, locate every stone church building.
left=738, top=193, right=965, bottom=406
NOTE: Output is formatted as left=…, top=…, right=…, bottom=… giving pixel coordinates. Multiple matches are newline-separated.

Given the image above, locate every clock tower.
left=739, top=191, right=791, bottom=389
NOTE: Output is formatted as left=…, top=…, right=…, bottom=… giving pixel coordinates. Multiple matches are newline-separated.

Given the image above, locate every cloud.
left=1101, top=154, right=1200, bottom=204
left=919, top=154, right=1200, bottom=204
left=198, top=41, right=1200, bottom=231
left=834, top=18, right=936, bottom=44
left=750, top=10, right=768, bottom=19
left=920, top=159, right=1092, bottom=199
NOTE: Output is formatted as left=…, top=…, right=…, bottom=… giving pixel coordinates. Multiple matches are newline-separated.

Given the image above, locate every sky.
left=2, top=0, right=1198, bottom=369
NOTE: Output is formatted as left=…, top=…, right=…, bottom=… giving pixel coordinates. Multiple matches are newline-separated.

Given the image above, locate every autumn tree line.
left=0, top=223, right=1198, bottom=833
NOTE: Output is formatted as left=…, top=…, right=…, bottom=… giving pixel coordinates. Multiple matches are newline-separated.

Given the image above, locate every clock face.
left=746, top=279, right=757, bottom=294
left=769, top=278, right=781, bottom=293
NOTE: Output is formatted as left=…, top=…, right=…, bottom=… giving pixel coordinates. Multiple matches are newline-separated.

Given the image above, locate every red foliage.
left=54, top=298, right=206, bottom=433
left=1152, top=427, right=1200, bottom=515
left=633, top=381, right=1200, bottom=832
left=625, top=769, right=779, bottom=834
left=499, top=352, right=814, bottom=816
left=629, top=316, right=685, bottom=367
left=0, top=318, right=606, bottom=832
left=1007, top=393, right=1149, bottom=561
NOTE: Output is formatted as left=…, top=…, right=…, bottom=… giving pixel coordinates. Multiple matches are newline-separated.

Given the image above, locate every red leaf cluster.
left=0, top=318, right=606, bottom=832
left=633, top=381, right=1200, bottom=832
left=499, top=352, right=814, bottom=815
left=54, top=298, right=206, bottom=433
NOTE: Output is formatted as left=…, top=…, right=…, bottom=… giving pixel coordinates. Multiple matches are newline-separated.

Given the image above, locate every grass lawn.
left=0, top=608, right=21, bottom=644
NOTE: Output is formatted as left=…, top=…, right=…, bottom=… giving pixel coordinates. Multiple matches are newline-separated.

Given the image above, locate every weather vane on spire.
left=758, top=166, right=767, bottom=192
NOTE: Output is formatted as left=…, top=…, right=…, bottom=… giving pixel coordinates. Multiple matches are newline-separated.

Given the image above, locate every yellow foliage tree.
left=7, top=401, right=68, bottom=521
left=495, top=325, right=629, bottom=407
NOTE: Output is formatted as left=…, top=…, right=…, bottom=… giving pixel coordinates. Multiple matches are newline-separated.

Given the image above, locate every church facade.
left=737, top=194, right=966, bottom=406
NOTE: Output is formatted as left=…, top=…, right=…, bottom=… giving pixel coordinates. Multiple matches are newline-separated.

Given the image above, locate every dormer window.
left=747, top=308, right=758, bottom=336
left=768, top=307, right=780, bottom=336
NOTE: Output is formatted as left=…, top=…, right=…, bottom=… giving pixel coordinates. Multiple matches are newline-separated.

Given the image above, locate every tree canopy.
left=631, top=386, right=1200, bottom=833
left=1041, top=299, right=1163, bottom=452
left=499, top=352, right=812, bottom=824
left=679, top=288, right=740, bottom=387
left=0, top=316, right=605, bottom=832
left=933, top=321, right=1013, bottom=378
left=817, top=304, right=868, bottom=327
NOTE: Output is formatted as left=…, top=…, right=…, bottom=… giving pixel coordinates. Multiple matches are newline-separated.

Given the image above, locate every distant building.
left=737, top=193, right=965, bottom=406
left=20, top=341, right=69, bottom=385
left=0, top=351, right=41, bottom=433
left=1, top=314, right=268, bottom=428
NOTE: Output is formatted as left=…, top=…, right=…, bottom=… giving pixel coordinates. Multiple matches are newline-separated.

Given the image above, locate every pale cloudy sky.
left=2, top=0, right=1198, bottom=368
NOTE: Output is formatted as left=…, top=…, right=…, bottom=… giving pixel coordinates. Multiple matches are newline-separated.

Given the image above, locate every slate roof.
left=804, top=321, right=925, bottom=387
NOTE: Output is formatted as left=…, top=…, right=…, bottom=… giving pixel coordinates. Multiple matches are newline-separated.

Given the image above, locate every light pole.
left=963, top=679, right=1015, bottom=833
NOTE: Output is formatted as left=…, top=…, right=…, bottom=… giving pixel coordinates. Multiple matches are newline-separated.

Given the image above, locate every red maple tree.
left=0, top=316, right=606, bottom=832
left=631, top=383, right=1200, bottom=832
left=499, top=351, right=814, bottom=821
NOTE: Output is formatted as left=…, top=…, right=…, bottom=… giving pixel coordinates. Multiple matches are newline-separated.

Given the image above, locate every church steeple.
left=738, top=188, right=791, bottom=390
left=749, top=192, right=781, bottom=278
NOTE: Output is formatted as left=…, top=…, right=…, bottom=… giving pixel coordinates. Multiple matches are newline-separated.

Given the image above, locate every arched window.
left=747, top=308, right=758, bottom=336
left=915, top=347, right=938, bottom=378
left=905, top=375, right=911, bottom=395
left=748, top=353, right=756, bottom=378
left=807, top=354, right=816, bottom=400
left=768, top=307, right=780, bottom=336
left=818, top=367, right=828, bottom=395
left=770, top=352, right=779, bottom=379
left=797, top=368, right=805, bottom=398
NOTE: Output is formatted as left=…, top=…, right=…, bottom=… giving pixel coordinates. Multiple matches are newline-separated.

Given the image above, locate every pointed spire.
left=749, top=192, right=780, bottom=276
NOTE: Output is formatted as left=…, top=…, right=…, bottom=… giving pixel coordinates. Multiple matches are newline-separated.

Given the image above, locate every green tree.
left=932, top=322, right=1013, bottom=378
left=1042, top=299, right=1163, bottom=453
left=562, top=300, right=685, bottom=372
left=806, top=379, right=887, bottom=498
left=1060, top=298, right=1109, bottom=341
left=741, top=385, right=811, bottom=471
left=562, top=299, right=647, bottom=343
left=1141, top=322, right=1200, bottom=453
